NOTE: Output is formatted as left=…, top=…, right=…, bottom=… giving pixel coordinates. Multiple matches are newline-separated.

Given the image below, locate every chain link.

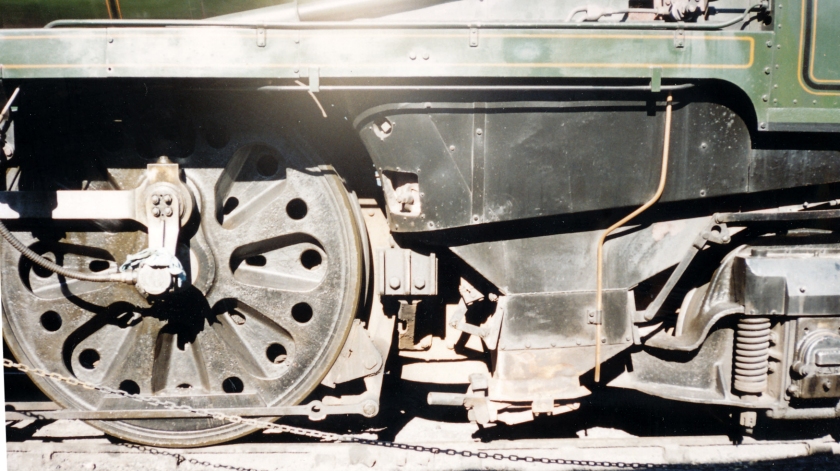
left=4, top=358, right=662, bottom=468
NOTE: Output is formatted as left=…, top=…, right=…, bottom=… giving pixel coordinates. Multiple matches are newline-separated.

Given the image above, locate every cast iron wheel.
left=1, top=139, right=366, bottom=447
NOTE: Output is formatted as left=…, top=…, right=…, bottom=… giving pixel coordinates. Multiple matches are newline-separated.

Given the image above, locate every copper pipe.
left=594, top=94, right=673, bottom=383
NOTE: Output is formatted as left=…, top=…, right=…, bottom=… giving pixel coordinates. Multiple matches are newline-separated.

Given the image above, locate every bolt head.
left=362, top=401, right=378, bottom=417
left=164, top=194, right=173, bottom=204
left=136, top=265, right=173, bottom=296
left=151, top=195, right=160, bottom=205
left=164, top=207, right=173, bottom=217
left=388, top=276, right=401, bottom=290
left=414, top=277, right=426, bottom=290
left=824, top=380, right=833, bottom=392
left=151, top=207, right=161, bottom=217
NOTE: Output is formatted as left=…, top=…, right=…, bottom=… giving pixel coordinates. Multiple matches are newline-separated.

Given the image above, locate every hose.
left=0, top=219, right=134, bottom=283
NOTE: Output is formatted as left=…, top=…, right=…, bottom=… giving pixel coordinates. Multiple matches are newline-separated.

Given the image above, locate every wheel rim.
left=2, top=139, right=365, bottom=447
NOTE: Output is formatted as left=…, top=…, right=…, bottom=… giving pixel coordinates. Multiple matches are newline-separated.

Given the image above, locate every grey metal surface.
left=356, top=98, right=751, bottom=232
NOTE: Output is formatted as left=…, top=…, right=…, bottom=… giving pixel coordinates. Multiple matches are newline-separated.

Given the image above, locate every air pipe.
left=594, top=94, right=673, bottom=383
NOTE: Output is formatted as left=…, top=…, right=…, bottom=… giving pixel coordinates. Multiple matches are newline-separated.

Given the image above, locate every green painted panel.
left=0, top=0, right=287, bottom=27
left=810, top=0, right=840, bottom=83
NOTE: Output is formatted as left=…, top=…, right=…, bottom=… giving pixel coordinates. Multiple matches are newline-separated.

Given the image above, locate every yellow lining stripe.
left=797, top=0, right=840, bottom=96
left=808, top=0, right=840, bottom=84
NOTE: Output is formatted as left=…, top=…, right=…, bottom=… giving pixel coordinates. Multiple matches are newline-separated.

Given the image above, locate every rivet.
left=766, top=41, right=772, bottom=48
left=576, top=339, right=582, bottom=345
left=409, top=52, right=417, bottom=60
left=601, top=338, right=607, bottom=344
left=793, top=99, right=798, bottom=105
left=472, top=215, right=479, bottom=222
left=550, top=342, right=556, bottom=347
left=762, top=95, right=769, bottom=102
left=476, top=128, right=483, bottom=136
left=759, top=122, right=767, bottom=129
left=625, top=336, right=631, bottom=342
left=525, top=342, right=531, bottom=349
left=449, top=145, right=456, bottom=151
left=367, top=210, right=375, bottom=217
left=109, top=37, right=114, bottom=44
left=800, top=286, right=807, bottom=293
left=293, top=66, right=299, bottom=73
left=422, top=52, right=430, bottom=60
left=764, top=67, right=771, bottom=75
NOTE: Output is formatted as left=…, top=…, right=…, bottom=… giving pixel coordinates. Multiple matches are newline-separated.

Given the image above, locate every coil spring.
left=733, top=317, right=772, bottom=395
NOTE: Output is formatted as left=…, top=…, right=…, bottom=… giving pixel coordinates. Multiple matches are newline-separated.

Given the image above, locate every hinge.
left=469, top=27, right=479, bottom=47
left=587, top=309, right=603, bottom=325
left=256, top=28, right=266, bottom=47
left=674, top=28, right=685, bottom=49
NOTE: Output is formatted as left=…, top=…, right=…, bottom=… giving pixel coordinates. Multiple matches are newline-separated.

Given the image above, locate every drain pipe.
left=594, top=94, right=673, bottom=383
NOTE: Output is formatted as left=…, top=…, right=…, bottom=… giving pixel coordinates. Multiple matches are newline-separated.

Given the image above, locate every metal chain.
left=4, top=358, right=662, bottom=468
